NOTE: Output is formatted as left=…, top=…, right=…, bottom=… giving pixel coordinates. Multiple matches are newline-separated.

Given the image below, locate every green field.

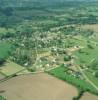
left=72, top=36, right=98, bottom=93
left=48, top=66, right=96, bottom=93
left=74, top=43, right=98, bottom=65
left=64, top=36, right=87, bottom=48
left=0, top=61, right=27, bottom=76
left=85, top=71, right=98, bottom=87
left=0, top=42, right=12, bottom=59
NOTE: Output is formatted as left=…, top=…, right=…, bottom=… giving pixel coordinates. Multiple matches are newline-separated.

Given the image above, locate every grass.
left=64, top=36, right=87, bottom=48
left=70, top=36, right=98, bottom=94
left=0, top=61, right=25, bottom=76
left=0, top=41, right=12, bottom=59
left=74, top=45, right=98, bottom=65
left=0, top=73, right=5, bottom=79
left=0, top=95, right=6, bottom=100
left=85, top=71, right=98, bottom=87
left=48, top=66, right=96, bottom=93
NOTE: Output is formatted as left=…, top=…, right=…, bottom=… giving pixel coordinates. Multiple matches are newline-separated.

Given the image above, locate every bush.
left=0, top=58, right=6, bottom=66
left=64, top=55, right=71, bottom=61
left=72, top=97, right=79, bottom=100
left=73, top=90, right=84, bottom=100
left=95, top=71, right=98, bottom=78
left=0, top=95, right=6, bottom=100
left=87, top=44, right=94, bottom=49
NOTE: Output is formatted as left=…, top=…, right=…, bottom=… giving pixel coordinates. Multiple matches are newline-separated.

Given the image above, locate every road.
left=34, top=45, right=98, bottom=91
left=77, top=65, right=98, bottom=91
left=71, top=45, right=98, bottom=91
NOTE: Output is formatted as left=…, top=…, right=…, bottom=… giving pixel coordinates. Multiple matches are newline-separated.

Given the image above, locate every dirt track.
left=0, top=73, right=77, bottom=100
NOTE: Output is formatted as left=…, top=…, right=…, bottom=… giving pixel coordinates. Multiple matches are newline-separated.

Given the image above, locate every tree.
left=64, top=55, right=71, bottom=61
left=72, top=90, right=84, bottom=100
left=95, top=71, right=98, bottom=78
left=0, top=58, right=6, bottom=66
left=2, top=7, right=13, bottom=16
left=16, top=24, right=34, bottom=37
left=0, top=95, right=6, bottom=100
left=0, top=27, right=7, bottom=39
left=87, top=44, right=94, bottom=49
left=72, top=97, right=79, bottom=100
left=11, top=48, right=35, bottom=67
left=7, top=28, right=16, bottom=37
left=90, top=61, right=98, bottom=70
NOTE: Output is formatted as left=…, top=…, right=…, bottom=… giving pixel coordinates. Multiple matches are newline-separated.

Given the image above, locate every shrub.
left=0, top=95, right=6, bottom=100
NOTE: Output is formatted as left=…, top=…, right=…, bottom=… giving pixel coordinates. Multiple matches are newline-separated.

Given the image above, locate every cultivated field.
left=80, top=92, right=98, bottom=100
left=0, top=61, right=26, bottom=76
left=0, top=73, right=78, bottom=100
left=80, top=24, right=98, bottom=32
left=0, top=74, right=5, bottom=80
